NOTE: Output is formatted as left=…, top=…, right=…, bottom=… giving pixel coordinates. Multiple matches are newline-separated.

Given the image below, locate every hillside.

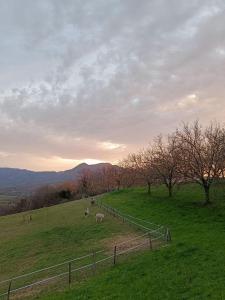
left=36, top=183, right=225, bottom=300
left=0, top=196, right=141, bottom=300
left=0, top=163, right=113, bottom=196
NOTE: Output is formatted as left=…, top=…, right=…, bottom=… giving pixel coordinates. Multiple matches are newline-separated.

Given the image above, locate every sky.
left=0, top=0, right=225, bottom=171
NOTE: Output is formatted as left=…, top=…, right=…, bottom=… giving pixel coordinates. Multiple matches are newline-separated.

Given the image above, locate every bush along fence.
left=0, top=203, right=171, bottom=300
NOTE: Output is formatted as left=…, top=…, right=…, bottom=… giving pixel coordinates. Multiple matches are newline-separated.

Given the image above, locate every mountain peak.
left=76, top=162, right=89, bottom=168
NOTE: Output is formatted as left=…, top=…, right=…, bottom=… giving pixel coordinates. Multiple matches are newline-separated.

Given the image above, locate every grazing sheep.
left=96, top=213, right=105, bottom=223
left=90, top=197, right=95, bottom=206
left=84, top=207, right=90, bottom=217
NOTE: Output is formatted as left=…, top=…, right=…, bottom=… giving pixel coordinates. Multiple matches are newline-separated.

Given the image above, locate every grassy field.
left=0, top=194, right=17, bottom=205
left=35, top=183, right=225, bottom=300
left=0, top=194, right=17, bottom=200
left=0, top=198, right=136, bottom=288
left=0, top=194, right=18, bottom=215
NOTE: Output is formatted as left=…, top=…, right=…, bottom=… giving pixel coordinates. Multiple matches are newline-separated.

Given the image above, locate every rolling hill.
left=0, top=196, right=137, bottom=299
left=1, top=184, right=225, bottom=299
left=0, top=163, right=113, bottom=196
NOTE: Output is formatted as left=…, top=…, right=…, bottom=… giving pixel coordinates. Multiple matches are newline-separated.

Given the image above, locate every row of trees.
left=76, top=164, right=137, bottom=197
left=121, top=121, right=225, bottom=204
left=72, top=120, right=225, bottom=205
left=0, top=183, right=74, bottom=215
left=1, top=120, right=224, bottom=216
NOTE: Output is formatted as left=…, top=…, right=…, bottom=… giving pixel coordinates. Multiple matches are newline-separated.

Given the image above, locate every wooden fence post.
left=7, top=280, right=12, bottom=300
left=164, top=227, right=167, bottom=241
left=166, top=228, right=171, bottom=242
left=113, top=246, right=117, bottom=265
left=68, top=262, right=71, bottom=286
left=148, top=233, right=153, bottom=250
left=92, top=251, right=96, bottom=275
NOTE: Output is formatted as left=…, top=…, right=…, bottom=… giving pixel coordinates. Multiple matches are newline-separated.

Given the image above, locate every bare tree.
left=128, top=150, right=155, bottom=195
left=119, top=156, right=138, bottom=188
left=78, top=171, right=94, bottom=197
left=112, top=166, right=125, bottom=190
left=99, top=166, right=115, bottom=192
left=176, top=121, right=225, bottom=204
left=152, top=134, right=180, bottom=197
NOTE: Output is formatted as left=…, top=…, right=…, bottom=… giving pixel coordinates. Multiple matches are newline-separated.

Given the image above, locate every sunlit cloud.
left=216, top=48, right=225, bottom=56
left=99, top=142, right=126, bottom=151
left=177, top=94, right=198, bottom=108
left=0, top=152, right=9, bottom=159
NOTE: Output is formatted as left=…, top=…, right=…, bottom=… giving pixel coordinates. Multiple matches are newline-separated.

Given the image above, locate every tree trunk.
left=168, top=184, right=172, bottom=197
left=164, top=180, right=173, bottom=198
left=147, top=182, right=151, bottom=195
left=116, top=180, right=121, bottom=191
left=203, top=184, right=211, bottom=205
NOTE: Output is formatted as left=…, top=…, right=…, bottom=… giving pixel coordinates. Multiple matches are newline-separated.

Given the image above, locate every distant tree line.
left=0, top=164, right=136, bottom=216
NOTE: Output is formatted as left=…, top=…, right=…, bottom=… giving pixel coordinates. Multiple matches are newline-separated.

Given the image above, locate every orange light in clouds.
left=51, top=157, right=104, bottom=171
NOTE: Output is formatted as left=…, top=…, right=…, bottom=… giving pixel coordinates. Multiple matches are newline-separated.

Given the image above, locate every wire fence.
left=97, top=200, right=164, bottom=232
left=0, top=202, right=171, bottom=300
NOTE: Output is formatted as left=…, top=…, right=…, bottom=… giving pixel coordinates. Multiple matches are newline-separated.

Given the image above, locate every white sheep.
left=95, top=213, right=105, bottom=222
left=90, top=197, right=95, bottom=206
left=85, top=207, right=90, bottom=217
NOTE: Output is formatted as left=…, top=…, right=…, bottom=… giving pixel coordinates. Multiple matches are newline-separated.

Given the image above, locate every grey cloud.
left=0, top=0, right=225, bottom=170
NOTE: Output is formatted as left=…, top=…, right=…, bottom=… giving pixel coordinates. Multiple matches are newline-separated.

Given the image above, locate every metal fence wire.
left=0, top=202, right=171, bottom=300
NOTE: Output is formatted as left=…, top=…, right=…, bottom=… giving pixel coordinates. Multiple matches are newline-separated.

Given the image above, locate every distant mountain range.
left=0, top=163, right=113, bottom=196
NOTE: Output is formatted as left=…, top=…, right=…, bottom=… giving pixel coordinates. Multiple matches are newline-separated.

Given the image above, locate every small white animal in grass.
left=96, top=213, right=105, bottom=222
left=85, top=207, right=90, bottom=217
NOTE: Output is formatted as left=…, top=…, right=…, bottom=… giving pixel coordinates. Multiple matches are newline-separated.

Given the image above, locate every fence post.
left=68, top=262, right=71, bottom=286
left=7, top=280, right=12, bottom=300
left=92, top=251, right=96, bottom=275
left=164, top=227, right=166, bottom=241
left=166, top=228, right=171, bottom=242
left=148, top=233, right=153, bottom=250
left=113, top=246, right=117, bottom=265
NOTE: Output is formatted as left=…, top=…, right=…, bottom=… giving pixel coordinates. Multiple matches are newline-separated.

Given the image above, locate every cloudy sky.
left=0, top=0, right=225, bottom=171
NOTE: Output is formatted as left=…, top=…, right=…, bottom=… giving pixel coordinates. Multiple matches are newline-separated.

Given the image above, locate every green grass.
left=37, top=183, right=225, bottom=300
left=0, top=198, right=135, bottom=283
